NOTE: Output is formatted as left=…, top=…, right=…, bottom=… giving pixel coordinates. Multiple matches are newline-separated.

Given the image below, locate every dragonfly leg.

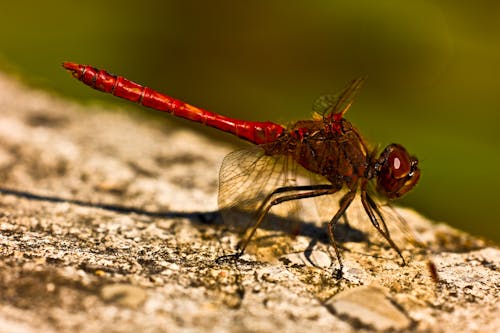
left=236, top=184, right=334, bottom=241
left=342, top=212, right=350, bottom=228
left=360, top=191, right=406, bottom=266
left=365, top=193, right=391, bottom=237
left=327, top=190, right=356, bottom=279
left=236, top=185, right=339, bottom=257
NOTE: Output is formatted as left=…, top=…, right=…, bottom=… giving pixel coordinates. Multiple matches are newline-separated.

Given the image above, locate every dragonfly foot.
left=215, top=252, right=243, bottom=265
left=333, top=266, right=344, bottom=280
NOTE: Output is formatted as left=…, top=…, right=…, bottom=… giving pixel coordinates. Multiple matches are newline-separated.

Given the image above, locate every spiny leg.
left=338, top=212, right=351, bottom=242
left=365, top=193, right=391, bottom=237
left=215, top=185, right=337, bottom=264
left=342, top=213, right=350, bottom=228
left=237, top=185, right=339, bottom=256
left=360, top=191, right=406, bottom=265
left=239, top=184, right=336, bottom=236
left=327, top=190, right=356, bottom=279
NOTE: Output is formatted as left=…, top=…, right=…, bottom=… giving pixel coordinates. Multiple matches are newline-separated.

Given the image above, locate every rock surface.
left=0, top=73, right=498, bottom=333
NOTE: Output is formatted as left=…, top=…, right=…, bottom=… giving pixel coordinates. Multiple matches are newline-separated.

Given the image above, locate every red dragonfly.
left=63, top=62, right=420, bottom=277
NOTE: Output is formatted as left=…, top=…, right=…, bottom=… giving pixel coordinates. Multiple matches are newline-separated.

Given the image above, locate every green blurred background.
left=1, top=1, right=499, bottom=241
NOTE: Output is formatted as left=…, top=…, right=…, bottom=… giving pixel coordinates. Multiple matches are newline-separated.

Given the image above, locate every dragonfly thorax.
left=276, top=119, right=371, bottom=188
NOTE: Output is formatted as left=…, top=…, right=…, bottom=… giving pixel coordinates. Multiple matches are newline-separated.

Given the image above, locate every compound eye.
left=389, top=148, right=412, bottom=179
left=376, top=144, right=420, bottom=199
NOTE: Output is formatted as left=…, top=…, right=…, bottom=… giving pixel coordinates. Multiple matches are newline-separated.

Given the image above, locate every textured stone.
left=0, top=72, right=498, bottom=333
left=326, top=285, right=411, bottom=331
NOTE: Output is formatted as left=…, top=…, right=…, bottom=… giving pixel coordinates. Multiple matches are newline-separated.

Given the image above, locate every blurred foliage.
left=0, top=0, right=499, bottom=241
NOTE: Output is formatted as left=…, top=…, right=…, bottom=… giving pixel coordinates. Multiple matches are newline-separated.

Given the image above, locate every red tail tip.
left=62, top=62, right=84, bottom=78
left=62, top=61, right=79, bottom=70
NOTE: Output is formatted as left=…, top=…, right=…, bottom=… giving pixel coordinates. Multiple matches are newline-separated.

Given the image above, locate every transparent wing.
left=219, top=147, right=292, bottom=213
left=218, top=146, right=335, bottom=257
left=312, top=77, right=366, bottom=118
left=312, top=94, right=339, bottom=115
left=219, top=147, right=300, bottom=230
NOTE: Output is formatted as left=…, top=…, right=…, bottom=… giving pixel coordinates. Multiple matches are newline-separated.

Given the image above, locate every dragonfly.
left=63, top=62, right=421, bottom=278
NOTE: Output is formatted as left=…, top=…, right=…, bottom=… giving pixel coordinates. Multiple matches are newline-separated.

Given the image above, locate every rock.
left=325, top=285, right=411, bottom=331
left=100, top=283, right=148, bottom=308
left=0, top=72, right=498, bottom=332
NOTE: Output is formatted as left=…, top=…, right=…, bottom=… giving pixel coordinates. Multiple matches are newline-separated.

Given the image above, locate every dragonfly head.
left=375, top=144, right=420, bottom=199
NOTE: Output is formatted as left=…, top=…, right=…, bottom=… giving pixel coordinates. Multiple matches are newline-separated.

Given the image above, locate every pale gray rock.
left=0, top=72, right=498, bottom=333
